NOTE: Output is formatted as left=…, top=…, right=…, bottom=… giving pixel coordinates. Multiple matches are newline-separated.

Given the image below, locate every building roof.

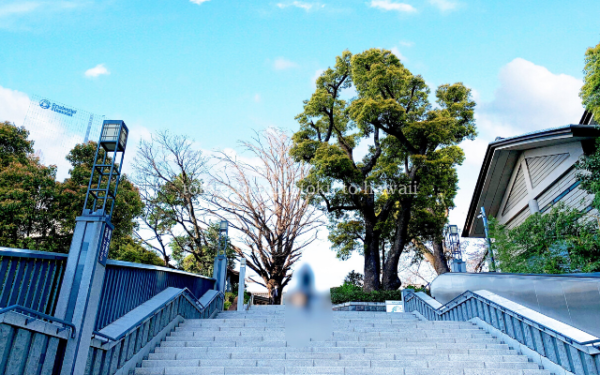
left=462, top=124, right=600, bottom=238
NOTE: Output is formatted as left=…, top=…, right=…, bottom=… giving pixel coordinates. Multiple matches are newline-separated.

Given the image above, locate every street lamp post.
left=55, top=120, right=129, bottom=375
left=478, top=206, right=498, bottom=272
left=444, top=224, right=466, bottom=272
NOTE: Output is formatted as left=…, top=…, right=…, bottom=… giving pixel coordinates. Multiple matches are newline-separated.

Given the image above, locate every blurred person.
left=285, top=264, right=332, bottom=346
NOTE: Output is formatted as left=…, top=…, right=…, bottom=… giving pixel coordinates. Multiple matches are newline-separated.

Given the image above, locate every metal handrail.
left=0, top=304, right=76, bottom=338
left=0, top=247, right=68, bottom=260
left=105, top=259, right=216, bottom=281
left=92, top=288, right=223, bottom=343
left=404, top=290, right=600, bottom=349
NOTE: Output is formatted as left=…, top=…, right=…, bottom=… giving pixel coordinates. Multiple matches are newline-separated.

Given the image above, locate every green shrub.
left=403, top=285, right=429, bottom=295
left=223, top=290, right=251, bottom=310
left=330, top=282, right=404, bottom=304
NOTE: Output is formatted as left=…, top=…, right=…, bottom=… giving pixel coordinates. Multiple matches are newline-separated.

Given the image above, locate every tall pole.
left=56, top=120, right=129, bottom=375
left=237, top=258, right=246, bottom=311
left=480, top=207, right=498, bottom=272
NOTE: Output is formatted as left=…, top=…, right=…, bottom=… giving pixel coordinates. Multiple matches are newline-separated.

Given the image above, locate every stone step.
left=161, top=337, right=500, bottom=346
left=141, top=359, right=541, bottom=369
left=158, top=342, right=511, bottom=350
left=168, top=331, right=489, bottom=339
left=136, top=367, right=551, bottom=375
left=154, top=346, right=516, bottom=355
left=138, top=309, right=542, bottom=375
left=148, top=351, right=527, bottom=362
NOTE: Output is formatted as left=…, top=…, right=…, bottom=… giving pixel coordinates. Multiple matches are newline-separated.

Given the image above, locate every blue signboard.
left=98, top=224, right=113, bottom=266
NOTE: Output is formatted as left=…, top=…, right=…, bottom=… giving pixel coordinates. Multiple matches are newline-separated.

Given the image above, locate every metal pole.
left=237, top=259, right=246, bottom=311
left=480, top=207, right=498, bottom=272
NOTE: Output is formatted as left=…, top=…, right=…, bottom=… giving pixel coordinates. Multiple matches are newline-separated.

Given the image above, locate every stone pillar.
left=237, top=259, right=247, bottom=311
left=212, top=254, right=228, bottom=294
left=54, top=211, right=113, bottom=375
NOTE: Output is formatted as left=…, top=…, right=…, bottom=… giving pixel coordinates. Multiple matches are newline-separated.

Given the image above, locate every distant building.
left=463, top=111, right=599, bottom=238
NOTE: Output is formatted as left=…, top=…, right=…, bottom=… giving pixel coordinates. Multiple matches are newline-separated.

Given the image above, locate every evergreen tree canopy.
left=291, top=49, right=476, bottom=290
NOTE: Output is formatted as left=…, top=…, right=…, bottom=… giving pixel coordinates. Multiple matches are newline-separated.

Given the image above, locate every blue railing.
left=403, top=289, right=600, bottom=375
left=86, top=288, right=224, bottom=375
left=0, top=247, right=67, bottom=316
left=0, top=248, right=217, bottom=332
left=94, top=259, right=216, bottom=330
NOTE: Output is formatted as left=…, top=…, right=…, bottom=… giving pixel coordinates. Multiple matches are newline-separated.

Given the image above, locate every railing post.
left=213, top=254, right=228, bottom=294
left=237, top=258, right=246, bottom=311
left=53, top=211, right=113, bottom=375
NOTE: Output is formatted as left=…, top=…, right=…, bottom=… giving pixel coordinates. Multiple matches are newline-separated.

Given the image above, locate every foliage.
left=490, top=204, right=600, bottom=274
left=110, top=236, right=164, bottom=266
left=0, top=122, right=163, bottom=266
left=343, top=270, right=364, bottom=288
left=60, top=142, right=145, bottom=258
left=173, top=223, right=237, bottom=276
left=576, top=139, right=600, bottom=213
left=291, top=49, right=476, bottom=291
left=223, top=290, right=251, bottom=310
left=0, top=124, right=61, bottom=250
left=330, top=282, right=404, bottom=304
left=580, top=41, right=600, bottom=122
left=0, top=122, right=33, bottom=167
left=403, top=285, right=429, bottom=295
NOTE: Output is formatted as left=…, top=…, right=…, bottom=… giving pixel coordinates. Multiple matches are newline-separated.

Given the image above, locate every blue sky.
left=1, top=0, right=599, bottom=288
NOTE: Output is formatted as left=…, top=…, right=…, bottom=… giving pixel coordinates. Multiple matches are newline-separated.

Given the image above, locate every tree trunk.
left=363, top=218, right=381, bottom=292
left=382, top=200, right=413, bottom=290
left=432, top=241, right=450, bottom=275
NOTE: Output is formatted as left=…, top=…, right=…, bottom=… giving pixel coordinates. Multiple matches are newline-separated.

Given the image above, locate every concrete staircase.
left=135, top=305, right=552, bottom=375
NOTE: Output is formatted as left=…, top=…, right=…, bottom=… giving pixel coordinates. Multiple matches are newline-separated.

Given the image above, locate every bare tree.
left=133, top=131, right=219, bottom=270
left=133, top=190, right=174, bottom=267
left=464, top=239, right=488, bottom=273
left=206, top=129, right=322, bottom=304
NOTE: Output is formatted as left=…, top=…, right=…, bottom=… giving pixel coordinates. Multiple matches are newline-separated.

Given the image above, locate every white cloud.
left=450, top=58, right=584, bottom=234
left=429, top=0, right=457, bottom=11
left=276, top=1, right=324, bottom=11
left=273, top=57, right=298, bottom=70
left=84, top=63, right=110, bottom=78
left=190, top=0, right=210, bottom=4
left=0, top=85, right=30, bottom=125
left=390, top=47, right=408, bottom=62
left=0, top=2, right=41, bottom=17
left=253, top=93, right=261, bottom=103
left=369, top=0, right=416, bottom=13
left=399, top=40, right=414, bottom=47
left=0, top=1, right=86, bottom=21
left=477, top=58, right=582, bottom=138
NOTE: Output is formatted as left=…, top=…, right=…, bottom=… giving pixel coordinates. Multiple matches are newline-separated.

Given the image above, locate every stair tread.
left=137, top=310, right=542, bottom=375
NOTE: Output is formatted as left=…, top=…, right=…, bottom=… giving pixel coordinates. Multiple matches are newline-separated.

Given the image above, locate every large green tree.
left=0, top=122, right=61, bottom=250
left=0, top=122, right=160, bottom=264
left=580, top=41, right=600, bottom=122
left=291, top=49, right=475, bottom=290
